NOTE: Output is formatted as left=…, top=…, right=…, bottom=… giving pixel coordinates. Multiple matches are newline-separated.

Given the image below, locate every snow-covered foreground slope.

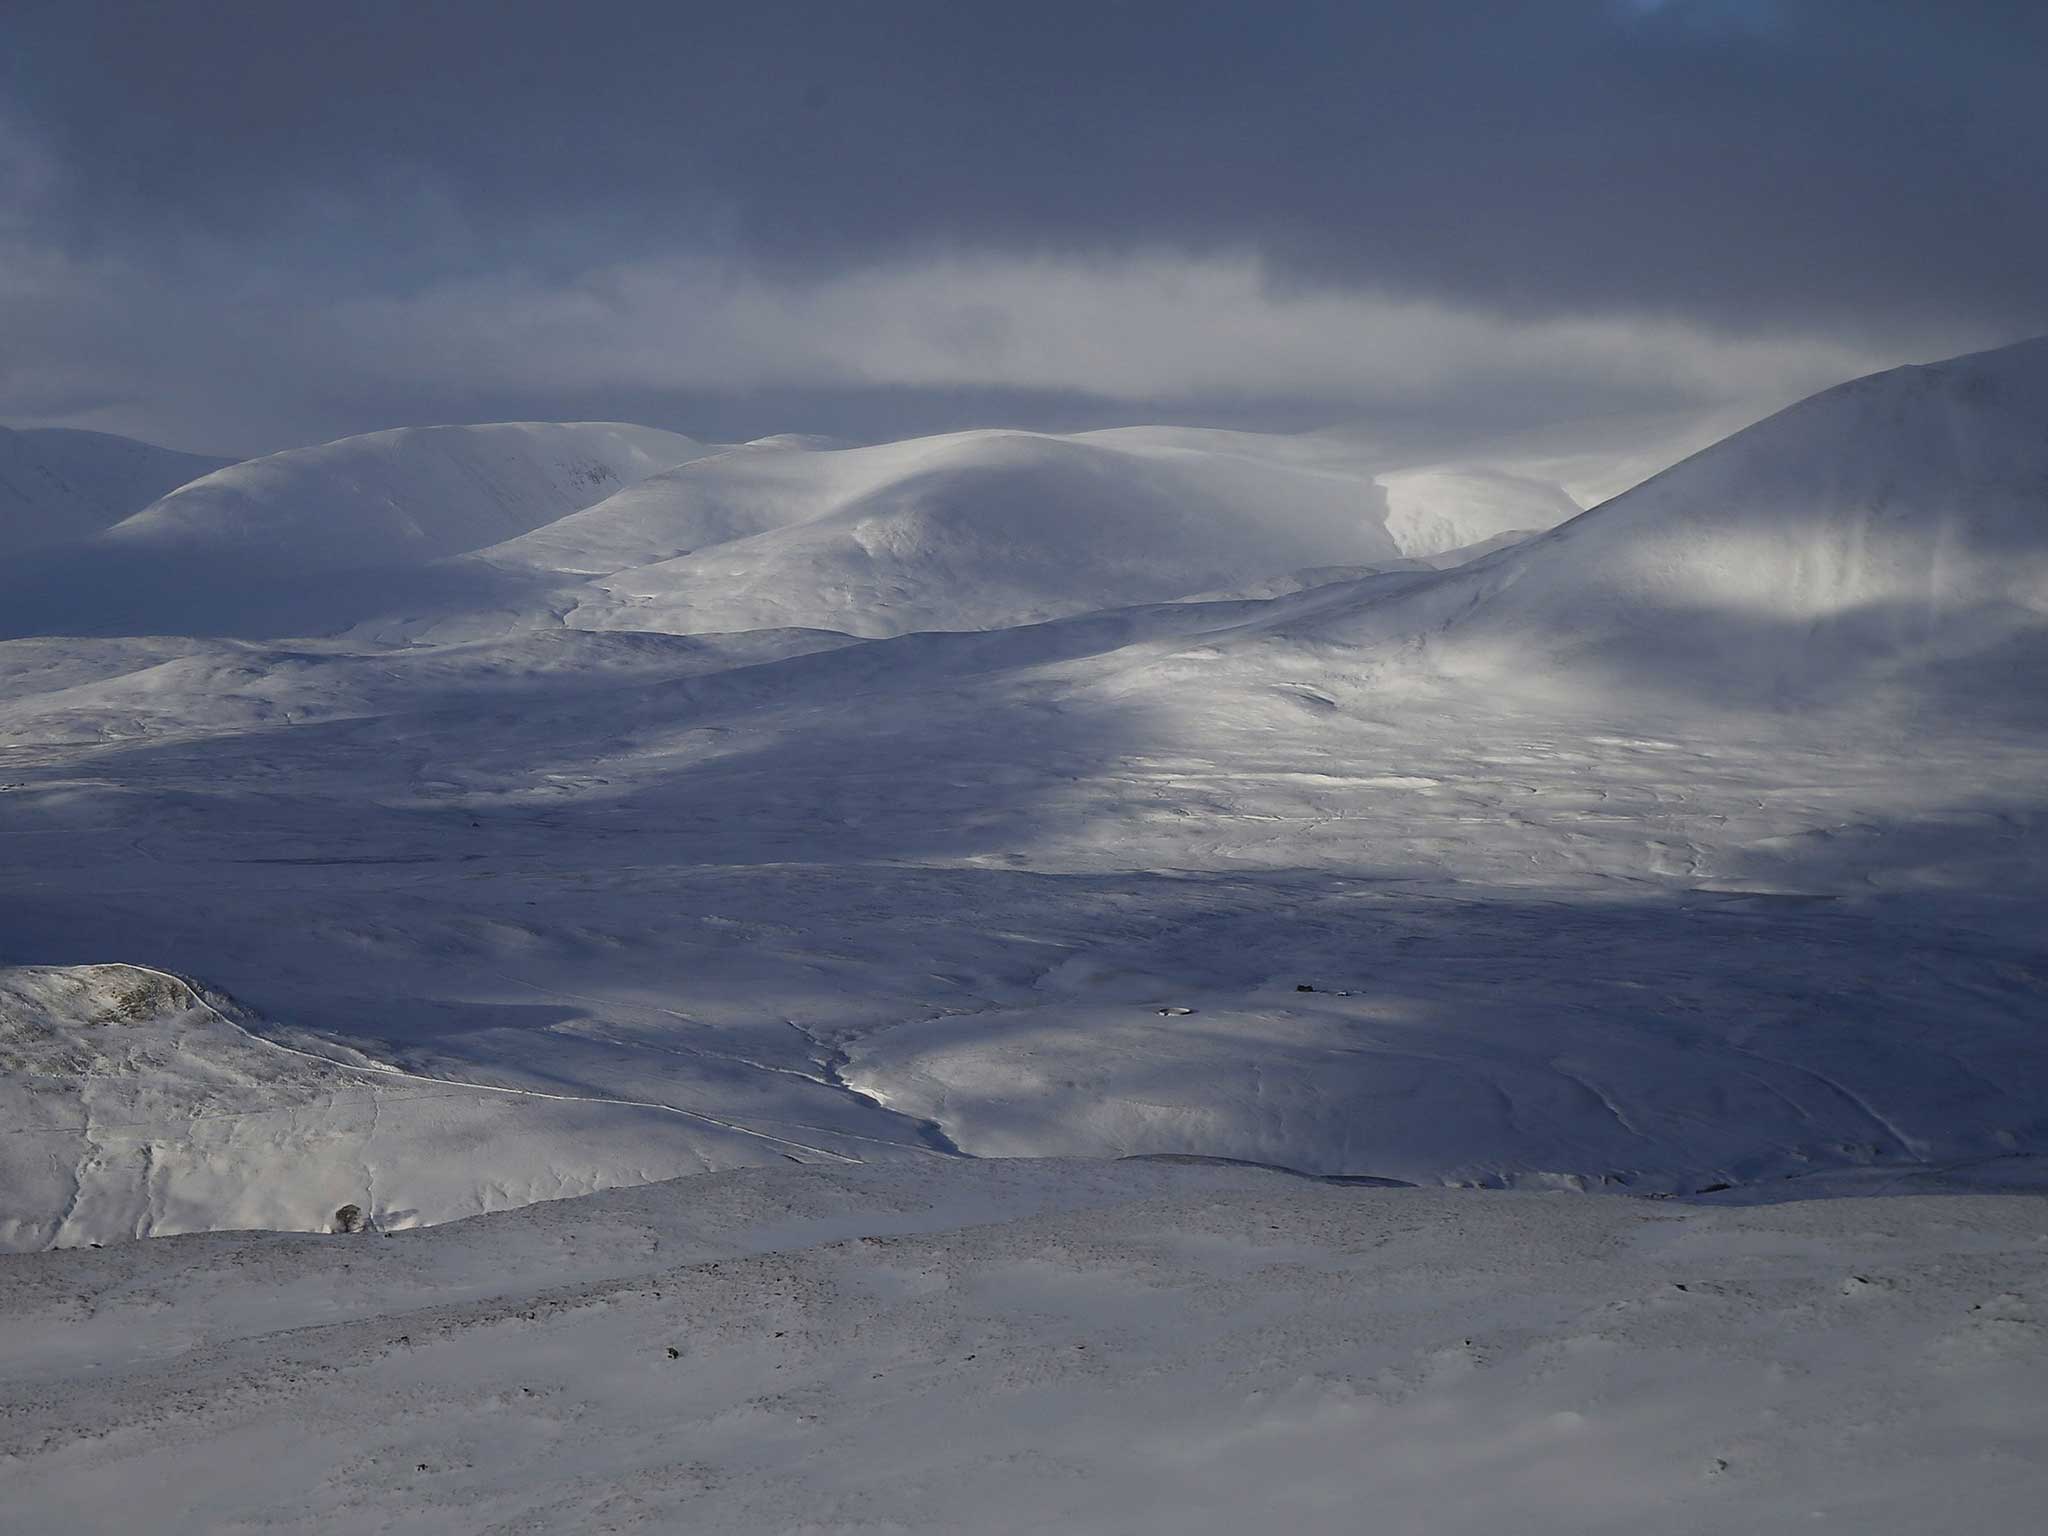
left=461, top=426, right=1578, bottom=639
left=3, top=1159, right=2043, bottom=1533
left=0, top=962, right=930, bottom=1253
left=0, top=423, right=226, bottom=553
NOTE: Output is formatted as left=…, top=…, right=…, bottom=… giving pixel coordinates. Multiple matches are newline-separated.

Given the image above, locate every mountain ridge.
left=0, top=423, right=229, bottom=555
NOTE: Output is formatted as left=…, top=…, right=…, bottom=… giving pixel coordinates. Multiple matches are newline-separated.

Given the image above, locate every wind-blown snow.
left=1280, top=339, right=2048, bottom=705
left=1374, top=464, right=1578, bottom=557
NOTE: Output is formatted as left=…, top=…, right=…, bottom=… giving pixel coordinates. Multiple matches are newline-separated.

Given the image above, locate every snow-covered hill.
left=0, top=421, right=715, bottom=639
left=103, top=421, right=712, bottom=570
left=0, top=962, right=932, bottom=1253
left=0, top=419, right=1580, bottom=642
left=2, top=1159, right=2041, bottom=1534
left=1401, top=397, right=1780, bottom=510
left=1376, top=464, right=1579, bottom=557
left=0, top=423, right=226, bottom=553
left=476, top=427, right=1577, bottom=638
left=1278, top=338, right=2048, bottom=704
left=0, top=341, right=2043, bottom=1254
left=544, top=432, right=1402, bottom=636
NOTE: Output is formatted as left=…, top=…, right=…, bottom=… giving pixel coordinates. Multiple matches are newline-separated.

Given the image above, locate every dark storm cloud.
left=14, top=0, right=2044, bottom=327
left=2, top=0, right=2041, bottom=452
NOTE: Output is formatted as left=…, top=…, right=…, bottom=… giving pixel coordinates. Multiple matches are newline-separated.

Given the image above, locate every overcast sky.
left=4, top=0, right=2043, bottom=456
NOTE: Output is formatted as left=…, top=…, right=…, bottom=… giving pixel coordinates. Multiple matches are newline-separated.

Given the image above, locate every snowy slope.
left=102, top=420, right=712, bottom=570
left=483, top=429, right=1399, bottom=637
left=477, top=427, right=1578, bottom=638
left=0, top=962, right=934, bottom=1253
left=1070, top=428, right=1583, bottom=560
left=0, top=342, right=2043, bottom=1252
left=0, top=419, right=1581, bottom=643
left=1278, top=338, right=2048, bottom=702
left=2, top=1160, right=2043, bottom=1533
left=2, top=597, right=2040, bottom=1236
left=1425, top=398, right=1780, bottom=509
left=0, top=423, right=226, bottom=553
left=0, top=422, right=714, bottom=639
left=1376, top=464, right=1578, bottom=557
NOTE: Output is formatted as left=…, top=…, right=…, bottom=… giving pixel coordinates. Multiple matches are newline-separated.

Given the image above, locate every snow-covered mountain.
left=0, top=423, right=226, bottom=554
left=1375, top=464, right=1580, bottom=557
left=500, top=430, right=1404, bottom=637
left=1380, top=396, right=1782, bottom=510
left=3, top=342, right=2046, bottom=1526
left=472, top=426, right=1578, bottom=639
left=0, top=421, right=714, bottom=639
left=1277, top=338, right=2048, bottom=705
left=0, top=341, right=2044, bottom=1257
left=102, top=420, right=712, bottom=570
left=0, top=419, right=1581, bottom=642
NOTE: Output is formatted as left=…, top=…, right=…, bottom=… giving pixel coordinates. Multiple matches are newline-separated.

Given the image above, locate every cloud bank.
left=2, top=1, right=2040, bottom=452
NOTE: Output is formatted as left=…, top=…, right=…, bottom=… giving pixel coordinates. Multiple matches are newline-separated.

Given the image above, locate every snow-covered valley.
left=2, top=341, right=2044, bottom=1530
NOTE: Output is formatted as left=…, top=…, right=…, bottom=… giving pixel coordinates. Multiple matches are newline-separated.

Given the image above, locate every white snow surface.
left=0, top=423, right=226, bottom=553
left=0, top=421, right=718, bottom=641
left=1375, top=463, right=1578, bottom=557
left=101, top=420, right=711, bottom=569
left=3, top=338, right=2046, bottom=1525
left=1423, top=397, right=1781, bottom=510
left=0, top=341, right=2043, bottom=1249
left=1, top=1158, right=2043, bottom=1533
left=1282, top=339, right=2048, bottom=704
left=0, top=963, right=880, bottom=1252
left=467, top=426, right=1580, bottom=639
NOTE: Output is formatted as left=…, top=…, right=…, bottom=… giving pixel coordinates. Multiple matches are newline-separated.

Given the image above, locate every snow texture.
left=1, top=1159, right=2042, bottom=1533
left=0, top=342, right=2043, bottom=1245
left=0, top=421, right=712, bottom=639
left=102, top=420, right=711, bottom=569
left=0, top=341, right=2045, bottom=1527
left=471, top=426, right=1581, bottom=639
